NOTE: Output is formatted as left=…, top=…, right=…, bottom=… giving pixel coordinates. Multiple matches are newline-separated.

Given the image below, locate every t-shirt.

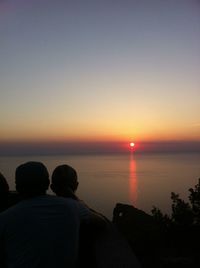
left=0, top=195, right=91, bottom=268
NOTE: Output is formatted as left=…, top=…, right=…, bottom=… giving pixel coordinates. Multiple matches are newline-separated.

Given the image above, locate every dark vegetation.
left=113, top=179, right=200, bottom=267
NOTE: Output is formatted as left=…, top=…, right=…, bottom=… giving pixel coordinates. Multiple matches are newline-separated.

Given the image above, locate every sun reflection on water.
left=129, top=153, right=137, bottom=206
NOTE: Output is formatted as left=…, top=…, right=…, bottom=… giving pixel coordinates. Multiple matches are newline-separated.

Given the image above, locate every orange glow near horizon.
left=1, top=122, right=200, bottom=144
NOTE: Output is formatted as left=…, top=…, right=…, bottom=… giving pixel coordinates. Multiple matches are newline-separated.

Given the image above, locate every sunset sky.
left=0, top=0, right=200, bottom=153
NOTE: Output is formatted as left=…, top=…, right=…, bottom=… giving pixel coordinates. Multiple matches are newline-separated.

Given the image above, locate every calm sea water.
left=0, top=153, right=200, bottom=219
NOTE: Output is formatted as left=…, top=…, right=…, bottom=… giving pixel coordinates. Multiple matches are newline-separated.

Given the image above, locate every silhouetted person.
left=51, top=164, right=107, bottom=267
left=0, top=172, right=20, bottom=212
left=0, top=172, right=9, bottom=193
left=51, top=164, right=107, bottom=220
left=51, top=164, right=79, bottom=200
left=0, top=172, right=9, bottom=212
left=0, top=161, right=95, bottom=268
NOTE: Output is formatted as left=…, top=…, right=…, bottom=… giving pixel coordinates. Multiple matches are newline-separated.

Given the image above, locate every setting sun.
left=130, top=142, right=135, bottom=147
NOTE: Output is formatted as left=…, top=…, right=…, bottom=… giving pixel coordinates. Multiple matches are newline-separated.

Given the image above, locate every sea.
left=0, top=152, right=200, bottom=220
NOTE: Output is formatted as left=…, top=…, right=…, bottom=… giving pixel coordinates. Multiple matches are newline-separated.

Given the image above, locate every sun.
left=130, top=142, right=135, bottom=148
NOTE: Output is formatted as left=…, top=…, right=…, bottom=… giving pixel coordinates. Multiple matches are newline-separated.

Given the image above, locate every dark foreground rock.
left=113, top=203, right=163, bottom=267
left=95, top=223, right=141, bottom=268
left=112, top=203, right=200, bottom=268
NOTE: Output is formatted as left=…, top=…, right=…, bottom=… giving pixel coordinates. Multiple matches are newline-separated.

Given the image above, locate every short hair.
left=51, top=164, right=78, bottom=192
left=0, top=172, right=9, bottom=194
left=15, top=162, right=49, bottom=197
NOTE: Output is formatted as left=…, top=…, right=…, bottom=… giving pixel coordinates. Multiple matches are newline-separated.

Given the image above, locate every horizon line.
left=0, top=140, right=200, bottom=156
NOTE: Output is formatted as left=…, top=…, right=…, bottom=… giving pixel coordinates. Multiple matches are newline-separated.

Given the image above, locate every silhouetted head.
left=51, top=164, right=79, bottom=196
left=15, top=162, right=50, bottom=198
left=0, top=172, right=9, bottom=194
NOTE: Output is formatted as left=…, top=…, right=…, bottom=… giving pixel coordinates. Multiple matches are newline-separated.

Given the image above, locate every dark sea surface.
left=0, top=152, right=200, bottom=219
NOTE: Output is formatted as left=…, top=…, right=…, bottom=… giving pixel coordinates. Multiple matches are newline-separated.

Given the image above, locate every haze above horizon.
left=1, top=0, right=200, bottom=148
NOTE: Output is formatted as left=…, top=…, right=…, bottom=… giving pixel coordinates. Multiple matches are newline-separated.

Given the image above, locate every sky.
left=0, top=0, right=200, bottom=154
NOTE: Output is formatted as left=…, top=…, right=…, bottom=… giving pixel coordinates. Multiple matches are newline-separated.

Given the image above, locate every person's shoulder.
left=58, top=196, right=86, bottom=210
left=43, top=194, right=81, bottom=207
left=53, top=196, right=92, bottom=218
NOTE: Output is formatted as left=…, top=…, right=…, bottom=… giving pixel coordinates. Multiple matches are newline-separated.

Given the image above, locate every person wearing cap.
left=0, top=161, right=94, bottom=268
